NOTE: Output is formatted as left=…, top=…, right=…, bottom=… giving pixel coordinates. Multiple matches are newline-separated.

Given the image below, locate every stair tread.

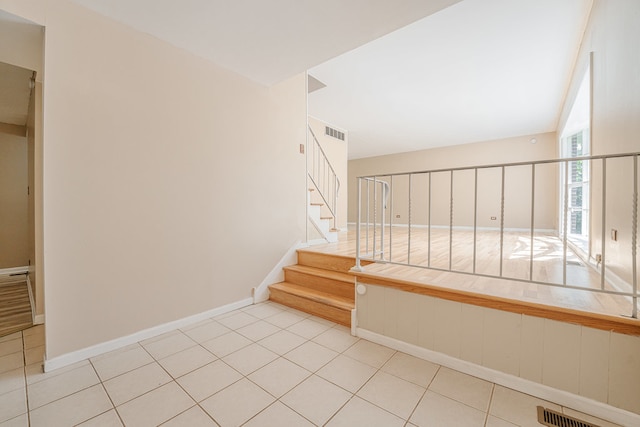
left=270, top=282, right=354, bottom=310
left=283, top=264, right=355, bottom=283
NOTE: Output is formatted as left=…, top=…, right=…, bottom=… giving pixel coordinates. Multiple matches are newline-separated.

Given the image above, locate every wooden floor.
left=307, top=226, right=637, bottom=319
left=0, top=277, right=33, bottom=338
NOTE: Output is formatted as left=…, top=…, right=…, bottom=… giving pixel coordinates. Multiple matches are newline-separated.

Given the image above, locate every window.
left=560, top=65, right=590, bottom=252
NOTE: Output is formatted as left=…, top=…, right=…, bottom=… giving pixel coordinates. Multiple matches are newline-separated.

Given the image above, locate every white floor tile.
left=281, top=375, right=352, bottom=426
left=0, top=332, right=21, bottom=344
left=116, top=382, right=194, bottom=427
left=29, top=385, right=112, bottom=427
left=91, top=345, right=154, bottom=381
left=381, top=352, right=440, bottom=387
left=428, top=367, right=493, bottom=411
left=177, top=360, right=242, bottom=402
left=0, top=368, right=25, bottom=396
left=215, top=312, right=259, bottom=330
left=200, top=378, right=274, bottom=426
left=236, top=320, right=280, bottom=341
left=258, top=330, right=306, bottom=355
left=0, top=413, right=28, bottom=427
left=141, top=332, right=196, bottom=360
left=312, top=326, right=359, bottom=353
left=343, top=340, right=395, bottom=368
left=158, top=345, right=216, bottom=378
left=485, top=415, right=518, bottom=427
left=287, top=318, right=332, bottom=339
left=243, top=401, right=314, bottom=427
left=242, top=303, right=286, bottom=320
left=27, top=363, right=100, bottom=409
left=0, top=388, right=26, bottom=423
left=248, top=357, right=311, bottom=397
left=161, top=406, right=219, bottom=426
left=489, top=385, right=561, bottom=427
left=264, top=310, right=306, bottom=329
left=182, top=320, right=230, bottom=343
left=78, top=409, right=124, bottom=426
left=222, top=343, right=278, bottom=375
left=201, top=331, right=252, bottom=358
left=284, top=340, right=338, bottom=372
left=317, top=354, right=377, bottom=393
left=103, top=362, right=172, bottom=406
left=410, top=390, right=486, bottom=427
left=26, top=359, right=90, bottom=385
left=326, top=396, right=405, bottom=427
left=357, top=371, right=425, bottom=419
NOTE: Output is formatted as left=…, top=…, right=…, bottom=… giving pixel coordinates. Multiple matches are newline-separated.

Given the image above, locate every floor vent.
left=537, top=407, right=600, bottom=427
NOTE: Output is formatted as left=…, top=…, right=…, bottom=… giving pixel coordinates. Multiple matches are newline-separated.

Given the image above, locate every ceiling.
left=309, top=0, right=593, bottom=159
left=0, top=61, right=33, bottom=126
left=71, top=0, right=462, bottom=86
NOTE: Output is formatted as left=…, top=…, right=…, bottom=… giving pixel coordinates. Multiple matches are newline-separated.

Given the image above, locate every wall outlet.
left=299, top=144, right=305, bottom=154
left=611, top=229, right=618, bottom=241
left=490, top=216, right=497, bottom=220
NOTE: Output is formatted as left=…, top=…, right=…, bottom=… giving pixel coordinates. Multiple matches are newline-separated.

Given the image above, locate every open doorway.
left=0, top=8, right=44, bottom=338
left=0, top=61, right=36, bottom=336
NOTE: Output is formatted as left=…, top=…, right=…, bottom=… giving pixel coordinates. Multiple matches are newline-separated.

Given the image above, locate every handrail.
left=308, top=125, right=340, bottom=231
left=355, top=152, right=640, bottom=318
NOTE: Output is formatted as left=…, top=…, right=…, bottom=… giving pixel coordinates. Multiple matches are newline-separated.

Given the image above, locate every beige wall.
left=558, top=0, right=640, bottom=286
left=349, top=132, right=558, bottom=230
left=0, top=130, right=29, bottom=268
left=0, top=0, right=307, bottom=360
left=357, top=283, right=640, bottom=416
left=308, top=116, right=348, bottom=229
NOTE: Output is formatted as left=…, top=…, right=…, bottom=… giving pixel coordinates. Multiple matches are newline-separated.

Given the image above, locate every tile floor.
left=0, top=302, right=624, bottom=426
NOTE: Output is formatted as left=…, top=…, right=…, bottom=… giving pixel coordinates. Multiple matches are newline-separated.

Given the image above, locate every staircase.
left=269, top=250, right=368, bottom=326
left=307, top=188, right=338, bottom=243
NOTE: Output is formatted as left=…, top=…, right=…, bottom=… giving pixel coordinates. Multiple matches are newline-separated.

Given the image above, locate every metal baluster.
left=428, top=172, right=432, bottom=268
left=530, top=164, right=536, bottom=281
left=381, top=180, right=385, bottom=260
left=355, top=178, right=362, bottom=270
left=563, top=160, right=569, bottom=285
left=373, top=176, right=378, bottom=259
left=632, top=155, right=638, bottom=318
left=449, top=170, right=454, bottom=271
left=366, top=178, right=370, bottom=256
left=408, top=174, right=412, bottom=265
left=473, top=168, right=478, bottom=274
left=500, top=166, right=505, bottom=278
left=601, top=158, right=606, bottom=290
left=390, top=176, right=394, bottom=262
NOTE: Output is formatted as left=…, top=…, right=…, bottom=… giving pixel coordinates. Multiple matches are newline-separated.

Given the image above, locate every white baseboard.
left=253, top=241, right=304, bottom=304
left=356, top=328, right=640, bottom=427
left=0, top=266, right=29, bottom=276
left=44, top=297, right=253, bottom=372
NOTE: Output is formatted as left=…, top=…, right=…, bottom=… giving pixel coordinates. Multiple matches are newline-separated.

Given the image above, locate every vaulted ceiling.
left=2, top=1, right=593, bottom=159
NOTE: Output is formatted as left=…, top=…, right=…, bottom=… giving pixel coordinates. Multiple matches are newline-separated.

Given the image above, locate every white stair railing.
left=307, top=125, right=340, bottom=232
left=355, top=152, right=639, bottom=319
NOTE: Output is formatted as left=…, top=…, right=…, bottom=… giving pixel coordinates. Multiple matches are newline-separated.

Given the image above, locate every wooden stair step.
left=269, top=282, right=353, bottom=326
left=297, top=250, right=372, bottom=273
left=283, top=265, right=355, bottom=300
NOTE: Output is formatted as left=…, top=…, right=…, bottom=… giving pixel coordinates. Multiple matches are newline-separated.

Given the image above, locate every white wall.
left=349, top=132, right=558, bottom=230
left=0, top=130, right=28, bottom=268
left=357, top=283, right=640, bottom=419
left=558, top=0, right=640, bottom=287
left=0, top=0, right=307, bottom=361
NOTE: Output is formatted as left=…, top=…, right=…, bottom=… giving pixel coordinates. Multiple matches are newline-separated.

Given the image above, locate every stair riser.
left=297, top=251, right=359, bottom=273
left=284, top=269, right=354, bottom=300
left=269, top=289, right=351, bottom=326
